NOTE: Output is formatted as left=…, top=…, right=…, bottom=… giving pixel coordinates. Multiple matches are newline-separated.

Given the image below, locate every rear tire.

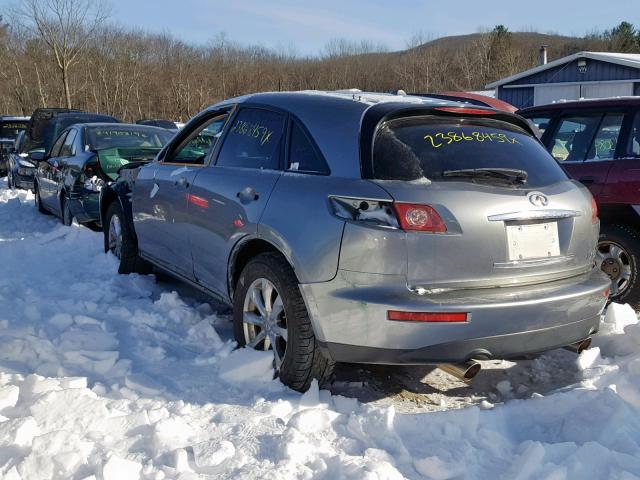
left=6, top=172, right=13, bottom=189
left=34, top=183, right=51, bottom=215
left=233, top=252, right=334, bottom=392
left=61, top=194, right=73, bottom=226
left=104, top=201, right=149, bottom=274
left=598, top=224, right=640, bottom=308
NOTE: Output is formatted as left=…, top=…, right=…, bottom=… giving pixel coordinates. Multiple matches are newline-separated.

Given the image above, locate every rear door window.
left=217, top=108, right=285, bottom=170
left=372, top=116, right=567, bottom=188
left=60, top=129, right=77, bottom=157
left=550, top=115, right=602, bottom=162
left=49, top=132, right=68, bottom=157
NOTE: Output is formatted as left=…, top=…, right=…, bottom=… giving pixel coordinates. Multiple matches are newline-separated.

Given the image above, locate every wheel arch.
left=99, top=185, right=137, bottom=243
left=228, top=237, right=299, bottom=301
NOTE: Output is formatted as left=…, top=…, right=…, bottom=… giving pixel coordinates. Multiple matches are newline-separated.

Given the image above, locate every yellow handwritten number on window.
left=424, top=131, right=520, bottom=148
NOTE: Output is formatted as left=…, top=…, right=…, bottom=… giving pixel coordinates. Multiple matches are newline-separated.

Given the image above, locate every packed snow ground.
left=1, top=182, right=640, bottom=479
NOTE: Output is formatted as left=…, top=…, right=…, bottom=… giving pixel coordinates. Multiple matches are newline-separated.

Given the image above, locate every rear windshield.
left=0, top=121, right=27, bottom=140
left=136, top=119, right=177, bottom=130
left=43, top=115, right=119, bottom=150
left=87, top=126, right=172, bottom=150
left=373, top=116, right=567, bottom=188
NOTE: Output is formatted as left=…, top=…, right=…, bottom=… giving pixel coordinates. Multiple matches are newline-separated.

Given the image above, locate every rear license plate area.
left=506, top=222, right=560, bottom=261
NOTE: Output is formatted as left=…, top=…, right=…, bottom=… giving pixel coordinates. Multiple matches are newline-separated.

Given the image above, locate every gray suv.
left=100, top=92, right=610, bottom=392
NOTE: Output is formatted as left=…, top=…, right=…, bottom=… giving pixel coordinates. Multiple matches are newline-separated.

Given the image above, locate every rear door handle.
left=236, top=187, right=259, bottom=204
left=579, top=176, right=597, bottom=184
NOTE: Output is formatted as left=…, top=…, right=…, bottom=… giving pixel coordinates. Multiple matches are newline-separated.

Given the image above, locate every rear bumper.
left=300, top=267, right=609, bottom=364
left=321, top=315, right=600, bottom=363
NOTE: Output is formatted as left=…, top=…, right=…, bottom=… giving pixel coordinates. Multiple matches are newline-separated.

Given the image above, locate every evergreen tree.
left=606, top=22, right=639, bottom=52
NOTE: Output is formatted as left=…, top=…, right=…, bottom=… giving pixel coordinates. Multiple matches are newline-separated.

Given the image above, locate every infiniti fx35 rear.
left=102, top=92, right=610, bottom=392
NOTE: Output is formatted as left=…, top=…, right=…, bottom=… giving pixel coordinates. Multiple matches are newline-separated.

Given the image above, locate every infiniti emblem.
left=528, top=191, right=549, bottom=207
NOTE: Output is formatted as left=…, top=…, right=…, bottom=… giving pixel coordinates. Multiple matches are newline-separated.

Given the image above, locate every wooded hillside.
left=1, top=1, right=639, bottom=121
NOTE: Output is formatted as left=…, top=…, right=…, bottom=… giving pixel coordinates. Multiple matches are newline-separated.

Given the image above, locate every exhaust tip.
left=464, top=362, right=482, bottom=380
left=564, top=337, right=592, bottom=354
left=438, top=360, right=482, bottom=382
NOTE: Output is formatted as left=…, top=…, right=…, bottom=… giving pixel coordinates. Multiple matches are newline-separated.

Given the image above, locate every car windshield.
left=372, top=116, right=568, bottom=188
left=87, top=126, right=173, bottom=150
left=0, top=121, right=28, bottom=140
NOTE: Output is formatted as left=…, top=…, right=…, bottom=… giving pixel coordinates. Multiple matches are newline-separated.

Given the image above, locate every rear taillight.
left=328, top=197, right=447, bottom=233
left=393, top=203, right=447, bottom=233
left=591, top=197, right=598, bottom=224
left=387, top=311, right=468, bottom=322
left=328, top=196, right=399, bottom=228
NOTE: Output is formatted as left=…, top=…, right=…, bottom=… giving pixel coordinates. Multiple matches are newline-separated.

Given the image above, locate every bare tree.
left=14, top=0, right=110, bottom=108
left=0, top=14, right=632, bottom=119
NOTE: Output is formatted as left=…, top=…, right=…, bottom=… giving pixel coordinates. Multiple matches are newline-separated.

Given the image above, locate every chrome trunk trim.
left=487, top=209, right=581, bottom=222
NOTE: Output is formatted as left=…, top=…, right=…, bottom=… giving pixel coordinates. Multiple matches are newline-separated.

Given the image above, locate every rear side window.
left=288, top=122, right=329, bottom=174
left=372, top=116, right=567, bottom=188
left=217, top=108, right=285, bottom=170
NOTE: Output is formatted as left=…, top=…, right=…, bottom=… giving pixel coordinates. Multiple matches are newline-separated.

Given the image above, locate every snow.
left=218, top=348, right=274, bottom=384
left=2, top=181, right=640, bottom=478
left=103, top=454, right=142, bottom=480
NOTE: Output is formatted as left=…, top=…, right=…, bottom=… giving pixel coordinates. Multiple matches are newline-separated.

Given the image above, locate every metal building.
left=486, top=51, right=640, bottom=110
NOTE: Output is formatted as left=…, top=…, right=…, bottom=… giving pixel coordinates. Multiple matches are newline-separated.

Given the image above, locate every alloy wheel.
left=242, top=278, right=288, bottom=370
left=597, top=240, right=632, bottom=296
left=108, top=214, right=123, bottom=259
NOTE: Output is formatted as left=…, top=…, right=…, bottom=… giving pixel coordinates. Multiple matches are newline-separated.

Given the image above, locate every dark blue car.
left=35, top=123, right=173, bottom=226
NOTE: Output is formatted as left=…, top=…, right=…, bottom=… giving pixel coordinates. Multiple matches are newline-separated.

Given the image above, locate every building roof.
left=0, top=116, right=29, bottom=122
left=486, top=51, right=640, bottom=89
left=519, top=96, right=640, bottom=114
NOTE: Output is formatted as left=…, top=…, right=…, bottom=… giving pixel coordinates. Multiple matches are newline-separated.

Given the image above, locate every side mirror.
left=29, top=151, right=45, bottom=162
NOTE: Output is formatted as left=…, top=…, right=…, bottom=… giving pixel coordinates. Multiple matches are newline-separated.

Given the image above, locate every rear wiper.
left=442, top=168, right=528, bottom=184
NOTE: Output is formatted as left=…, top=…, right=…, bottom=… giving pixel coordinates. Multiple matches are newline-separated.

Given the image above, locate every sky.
left=2, top=0, right=638, bottom=55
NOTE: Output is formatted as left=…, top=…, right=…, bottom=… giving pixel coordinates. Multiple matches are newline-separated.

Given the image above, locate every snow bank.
left=218, top=348, right=274, bottom=384
left=2, top=182, right=640, bottom=479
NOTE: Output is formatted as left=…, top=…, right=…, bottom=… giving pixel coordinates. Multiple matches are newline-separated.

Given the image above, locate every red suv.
left=520, top=98, right=640, bottom=307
